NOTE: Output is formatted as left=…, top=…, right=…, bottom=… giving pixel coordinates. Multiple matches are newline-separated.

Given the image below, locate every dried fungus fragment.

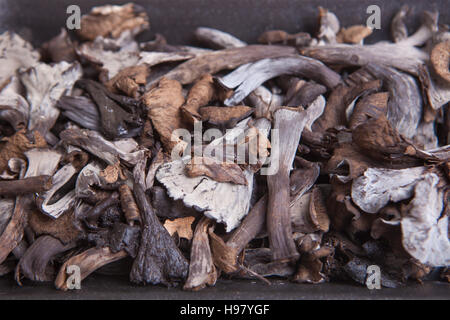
left=285, top=82, right=327, bottom=108
left=160, top=45, right=297, bottom=85
left=41, top=28, right=76, bottom=63
left=312, top=80, right=381, bottom=133
left=57, top=95, right=101, bottom=131
left=118, top=184, right=141, bottom=225
left=15, top=235, right=75, bottom=284
left=418, top=64, right=450, bottom=112
left=199, top=106, right=254, bottom=128
left=364, top=63, right=422, bottom=140
left=0, top=175, right=52, bottom=196
left=391, top=5, right=410, bottom=43
left=77, top=3, right=149, bottom=41
left=77, top=33, right=140, bottom=81
left=99, top=162, right=120, bottom=184
left=163, top=216, right=195, bottom=241
left=35, top=162, right=80, bottom=219
left=186, top=156, right=248, bottom=185
left=309, top=187, right=330, bottom=232
left=349, top=92, right=388, bottom=129
left=0, top=76, right=30, bottom=131
left=0, top=199, right=14, bottom=235
left=0, top=32, right=40, bottom=88
left=156, top=118, right=269, bottom=231
left=55, top=246, right=128, bottom=291
left=267, top=108, right=308, bottom=262
left=142, top=78, right=186, bottom=153
left=337, top=25, right=373, bottom=44
left=0, top=130, right=46, bottom=174
left=401, top=173, right=450, bottom=266
left=183, top=217, right=217, bottom=291
left=106, top=65, right=149, bottom=98
left=130, top=184, right=189, bottom=285
left=317, top=7, right=340, bottom=44
left=195, top=27, right=246, bottom=49
left=301, top=43, right=427, bottom=76
left=430, top=40, right=450, bottom=84
left=352, top=115, right=414, bottom=163
left=60, top=128, right=145, bottom=166
left=20, top=61, right=82, bottom=136
left=29, top=209, right=80, bottom=245
left=181, top=74, right=216, bottom=125
left=76, top=79, right=143, bottom=140
left=258, top=30, right=311, bottom=46
left=351, top=166, right=427, bottom=213
left=0, top=195, right=32, bottom=265
left=293, top=252, right=327, bottom=284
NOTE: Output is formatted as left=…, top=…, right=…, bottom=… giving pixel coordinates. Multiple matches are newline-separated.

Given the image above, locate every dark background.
left=0, top=0, right=448, bottom=46
left=0, top=0, right=449, bottom=299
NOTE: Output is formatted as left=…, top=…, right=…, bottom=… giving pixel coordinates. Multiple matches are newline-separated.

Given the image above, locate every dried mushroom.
left=0, top=3, right=448, bottom=292
left=77, top=3, right=149, bottom=41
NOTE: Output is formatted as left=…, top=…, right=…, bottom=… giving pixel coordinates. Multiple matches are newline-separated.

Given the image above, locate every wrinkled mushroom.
left=130, top=184, right=189, bottom=285
left=183, top=217, right=217, bottom=291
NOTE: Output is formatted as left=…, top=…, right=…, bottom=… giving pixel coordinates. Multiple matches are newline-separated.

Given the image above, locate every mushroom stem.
left=227, top=194, right=268, bottom=253
left=266, top=108, right=308, bottom=262
left=0, top=175, right=52, bottom=196
left=119, top=184, right=140, bottom=225
left=83, top=192, right=120, bottom=228
left=55, top=246, right=127, bottom=291
left=0, top=195, right=32, bottom=264
left=159, top=45, right=297, bottom=85
left=194, top=27, right=246, bottom=49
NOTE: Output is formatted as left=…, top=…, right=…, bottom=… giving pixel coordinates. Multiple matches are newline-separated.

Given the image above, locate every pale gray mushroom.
left=75, top=162, right=103, bottom=200
left=23, top=149, right=62, bottom=178
left=317, top=7, right=340, bottom=44
left=365, top=63, right=422, bottom=140
left=401, top=173, right=450, bottom=266
left=0, top=32, right=40, bottom=88
left=351, top=166, right=427, bottom=214
left=19, top=61, right=82, bottom=138
left=0, top=76, right=29, bottom=130
left=36, top=163, right=79, bottom=219
left=219, top=56, right=340, bottom=106
left=156, top=118, right=269, bottom=232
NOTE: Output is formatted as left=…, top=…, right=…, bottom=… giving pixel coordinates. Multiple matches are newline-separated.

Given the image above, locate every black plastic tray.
left=0, top=0, right=449, bottom=299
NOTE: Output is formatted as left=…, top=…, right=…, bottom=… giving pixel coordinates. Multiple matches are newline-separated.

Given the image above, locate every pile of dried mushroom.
left=0, top=3, right=449, bottom=291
